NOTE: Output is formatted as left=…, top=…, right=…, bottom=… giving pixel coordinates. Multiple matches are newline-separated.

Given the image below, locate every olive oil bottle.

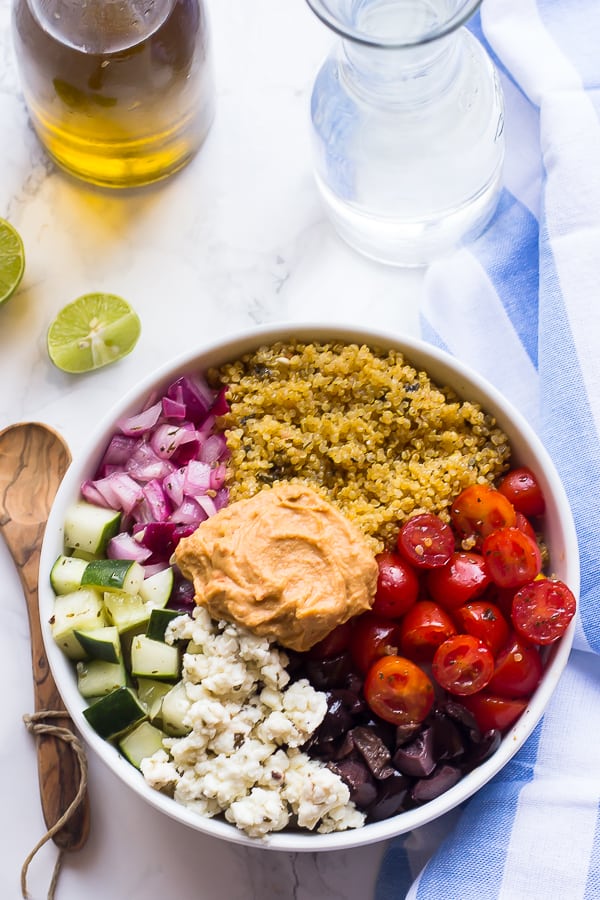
left=12, top=0, right=215, bottom=188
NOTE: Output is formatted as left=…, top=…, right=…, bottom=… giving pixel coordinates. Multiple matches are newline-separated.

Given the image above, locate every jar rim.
left=304, top=0, right=483, bottom=48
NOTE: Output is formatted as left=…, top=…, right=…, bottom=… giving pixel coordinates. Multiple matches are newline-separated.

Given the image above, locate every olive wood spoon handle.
left=0, top=422, right=90, bottom=851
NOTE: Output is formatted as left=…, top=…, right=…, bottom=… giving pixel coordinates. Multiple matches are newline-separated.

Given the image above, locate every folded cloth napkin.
left=376, top=1, right=600, bottom=897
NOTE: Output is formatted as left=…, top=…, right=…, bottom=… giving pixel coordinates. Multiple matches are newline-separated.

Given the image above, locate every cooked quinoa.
left=208, top=341, right=511, bottom=553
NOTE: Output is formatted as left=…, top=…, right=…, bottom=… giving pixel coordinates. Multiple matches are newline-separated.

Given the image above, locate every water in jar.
left=309, top=0, right=505, bottom=266
left=12, top=0, right=215, bottom=188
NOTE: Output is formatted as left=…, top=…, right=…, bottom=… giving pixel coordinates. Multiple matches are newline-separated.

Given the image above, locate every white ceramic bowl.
left=39, top=323, right=579, bottom=851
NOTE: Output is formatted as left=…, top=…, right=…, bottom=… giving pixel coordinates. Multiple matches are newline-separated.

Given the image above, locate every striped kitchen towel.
left=377, top=1, right=600, bottom=897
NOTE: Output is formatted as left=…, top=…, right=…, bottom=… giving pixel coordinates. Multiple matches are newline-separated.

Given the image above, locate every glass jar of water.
left=306, top=0, right=505, bottom=266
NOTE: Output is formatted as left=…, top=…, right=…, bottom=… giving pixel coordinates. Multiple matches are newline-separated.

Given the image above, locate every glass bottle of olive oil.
left=12, top=0, right=215, bottom=188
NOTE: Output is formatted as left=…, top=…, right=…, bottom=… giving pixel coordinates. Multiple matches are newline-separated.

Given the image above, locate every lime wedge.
left=47, top=292, right=141, bottom=373
left=0, top=218, right=25, bottom=306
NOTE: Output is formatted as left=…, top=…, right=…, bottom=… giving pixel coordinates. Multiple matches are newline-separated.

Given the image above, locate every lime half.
left=0, top=218, right=25, bottom=306
left=47, top=292, right=141, bottom=373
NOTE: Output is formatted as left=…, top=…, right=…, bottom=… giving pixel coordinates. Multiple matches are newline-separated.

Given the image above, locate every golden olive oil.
left=13, top=0, right=215, bottom=188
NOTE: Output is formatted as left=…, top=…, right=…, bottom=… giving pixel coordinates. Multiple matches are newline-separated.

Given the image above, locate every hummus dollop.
left=174, top=483, right=377, bottom=651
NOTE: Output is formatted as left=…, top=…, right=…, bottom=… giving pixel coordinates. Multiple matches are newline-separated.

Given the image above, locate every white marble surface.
left=0, top=1, right=425, bottom=897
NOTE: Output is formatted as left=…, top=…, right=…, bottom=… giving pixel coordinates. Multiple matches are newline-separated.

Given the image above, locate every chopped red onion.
left=118, top=401, right=162, bottom=436
left=107, top=531, right=152, bottom=562
left=91, top=472, right=144, bottom=515
left=196, top=494, right=218, bottom=518
left=163, top=468, right=187, bottom=509
left=171, top=496, right=208, bottom=527
left=184, top=459, right=212, bottom=495
left=150, top=423, right=197, bottom=460
left=127, top=443, right=176, bottom=482
left=79, top=372, right=231, bottom=568
left=161, top=396, right=187, bottom=419
left=199, top=433, right=228, bottom=465
left=81, top=479, right=111, bottom=508
left=210, top=463, right=227, bottom=491
left=142, top=479, right=171, bottom=523
left=101, top=434, right=138, bottom=467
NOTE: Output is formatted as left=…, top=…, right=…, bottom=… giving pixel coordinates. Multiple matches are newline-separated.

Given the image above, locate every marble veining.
left=0, top=1, right=424, bottom=897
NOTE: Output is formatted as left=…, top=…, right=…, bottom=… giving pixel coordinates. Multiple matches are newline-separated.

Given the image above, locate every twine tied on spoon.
left=21, top=712, right=88, bottom=900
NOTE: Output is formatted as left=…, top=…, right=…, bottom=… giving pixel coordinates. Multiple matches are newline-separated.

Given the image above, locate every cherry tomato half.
left=350, top=613, right=401, bottom=675
left=426, top=551, right=491, bottom=610
left=515, top=511, right=537, bottom=543
left=459, top=693, right=528, bottom=733
left=499, top=467, right=546, bottom=518
left=453, top=600, right=510, bottom=656
left=308, top=620, right=354, bottom=660
left=450, top=484, right=516, bottom=546
left=399, top=600, right=457, bottom=662
left=487, top=634, right=543, bottom=698
left=364, top=655, right=435, bottom=726
left=397, top=513, right=455, bottom=569
left=482, top=526, right=542, bottom=589
left=372, top=550, right=420, bottom=619
left=432, top=634, right=494, bottom=696
left=512, top=578, right=576, bottom=645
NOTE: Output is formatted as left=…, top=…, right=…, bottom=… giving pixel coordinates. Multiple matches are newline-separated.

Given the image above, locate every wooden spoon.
left=0, top=422, right=90, bottom=851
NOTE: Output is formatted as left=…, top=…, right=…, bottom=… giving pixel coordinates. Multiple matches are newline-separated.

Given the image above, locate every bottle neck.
left=339, top=30, right=462, bottom=106
left=26, top=0, right=176, bottom=53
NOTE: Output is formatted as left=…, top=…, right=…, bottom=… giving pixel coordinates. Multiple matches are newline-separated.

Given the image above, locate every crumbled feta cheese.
left=282, top=749, right=360, bottom=832
left=225, top=787, right=290, bottom=837
left=140, top=749, right=178, bottom=790
left=141, top=607, right=365, bottom=837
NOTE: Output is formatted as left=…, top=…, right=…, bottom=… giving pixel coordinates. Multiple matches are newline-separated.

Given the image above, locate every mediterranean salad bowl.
left=39, top=323, right=579, bottom=851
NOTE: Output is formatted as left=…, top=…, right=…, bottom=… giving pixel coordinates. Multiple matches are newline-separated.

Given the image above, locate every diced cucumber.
left=145, top=607, right=181, bottom=642
left=74, top=625, right=122, bottom=663
left=50, top=555, right=88, bottom=595
left=64, top=501, right=122, bottom=556
left=119, top=721, right=166, bottom=769
left=103, top=592, right=150, bottom=634
left=77, top=658, right=126, bottom=698
left=83, top=686, right=147, bottom=739
left=136, top=678, right=173, bottom=721
left=139, top=566, right=174, bottom=608
left=82, top=559, right=145, bottom=596
left=50, top=588, right=107, bottom=659
left=130, top=635, right=180, bottom=682
left=71, top=549, right=99, bottom=562
left=160, top=681, right=192, bottom=737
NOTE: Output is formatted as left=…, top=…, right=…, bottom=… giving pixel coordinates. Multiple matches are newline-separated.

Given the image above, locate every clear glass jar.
left=12, top=0, right=215, bottom=188
left=306, top=0, right=505, bottom=266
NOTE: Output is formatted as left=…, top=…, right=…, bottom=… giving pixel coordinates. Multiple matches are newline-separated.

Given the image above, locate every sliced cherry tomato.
left=453, top=600, right=510, bottom=655
left=364, top=655, right=435, bottom=726
left=499, top=467, right=546, bottom=518
left=459, top=693, right=528, bottom=733
left=488, top=634, right=543, bottom=698
left=482, top=526, right=542, bottom=589
left=350, top=613, right=401, bottom=675
left=426, top=551, right=491, bottom=610
left=399, top=600, right=457, bottom=662
left=308, top=620, right=354, bottom=660
left=512, top=578, right=576, bottom=645
left=515, top=511, right=537, bottom=543
left=432, top=634, right=494, bottom=696
left=397, top=513, right=455, bottom=569
left=372, top=550, right=420, bottom=618
left=450, top=484, right=516, bottom=546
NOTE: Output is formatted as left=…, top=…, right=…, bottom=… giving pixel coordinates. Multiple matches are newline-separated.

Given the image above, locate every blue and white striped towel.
left=376, top=1, right=600, bottom=897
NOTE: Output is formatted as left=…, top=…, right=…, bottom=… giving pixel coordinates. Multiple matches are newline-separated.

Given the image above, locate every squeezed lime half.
left=47, top=292, right=141, bottom=373
left=0, top=218, right=25, bottom=306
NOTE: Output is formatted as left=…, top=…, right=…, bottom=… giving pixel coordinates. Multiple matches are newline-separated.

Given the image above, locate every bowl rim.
left=39, top=321, right=580, bottom=852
